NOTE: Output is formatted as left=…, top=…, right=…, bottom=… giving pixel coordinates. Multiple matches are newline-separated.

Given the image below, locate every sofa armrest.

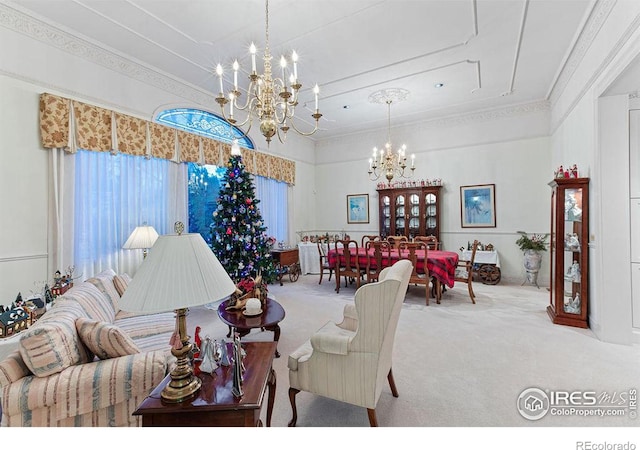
left=2, top=350, right=168, bottom=421
left=0, top=350, right=31, bottom=388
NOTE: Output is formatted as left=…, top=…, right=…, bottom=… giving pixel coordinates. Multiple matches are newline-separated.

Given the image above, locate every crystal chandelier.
left=214, top=0, right=322, bottom=146
left=367, top=88, right=415, bottom=182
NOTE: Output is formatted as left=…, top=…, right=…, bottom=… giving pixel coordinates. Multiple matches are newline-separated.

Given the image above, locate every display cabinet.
left=547, top=177, right=589, bottom=328
left=377, top=186, right=442, bottom=242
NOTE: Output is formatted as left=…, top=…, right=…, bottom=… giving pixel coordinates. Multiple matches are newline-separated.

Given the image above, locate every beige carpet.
left=190, top=273, right=640, bottom=430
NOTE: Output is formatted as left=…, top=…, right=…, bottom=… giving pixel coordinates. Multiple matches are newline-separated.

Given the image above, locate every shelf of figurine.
left=554, top=164, right=580, bottom=180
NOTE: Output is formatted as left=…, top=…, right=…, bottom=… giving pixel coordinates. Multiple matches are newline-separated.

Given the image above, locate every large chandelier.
left=214, top=0, right=322, bottom=146
left=367, top=88, right=415, bottom=182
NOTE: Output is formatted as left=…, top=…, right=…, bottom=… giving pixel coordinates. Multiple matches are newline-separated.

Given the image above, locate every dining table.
left=327, top=247, right=459, bottom=290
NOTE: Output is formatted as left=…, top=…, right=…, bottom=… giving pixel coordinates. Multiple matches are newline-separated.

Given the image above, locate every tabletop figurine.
left=199, top=336, right=218, bottom=374
left=220, top=338, right=231, bottom=366
left=231, top=329, right=244, bottom=398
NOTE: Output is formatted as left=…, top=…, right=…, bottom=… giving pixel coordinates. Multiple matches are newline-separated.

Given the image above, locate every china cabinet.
left=547, top=177, right=589, bottom=328
left=377, top=186, right=442, bottom=242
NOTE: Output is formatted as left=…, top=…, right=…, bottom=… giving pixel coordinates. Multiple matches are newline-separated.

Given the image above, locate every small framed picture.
left=460, top=184, right=496, bottom=228
left=346, top=194, right=370, bottom=224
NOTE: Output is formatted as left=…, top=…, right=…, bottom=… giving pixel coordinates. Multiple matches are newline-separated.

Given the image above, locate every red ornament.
left=245, top=198, right=252, bottom=205
left=226, top=227, right=232, bottom=235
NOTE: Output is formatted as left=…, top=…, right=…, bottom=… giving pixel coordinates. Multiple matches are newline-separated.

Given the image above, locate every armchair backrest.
left=350, top=259, right=412, bottom=354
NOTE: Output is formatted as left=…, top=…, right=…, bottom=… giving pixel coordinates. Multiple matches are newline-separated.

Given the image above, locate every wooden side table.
left=271, top=248, right=301, bottom=285
left=218, top=297, right=285, bottom=357
left=133, top=341, right=277, bottom=427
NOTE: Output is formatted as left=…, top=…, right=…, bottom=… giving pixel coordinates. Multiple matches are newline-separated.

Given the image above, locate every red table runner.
left=327, top=248, right=459, bottom=288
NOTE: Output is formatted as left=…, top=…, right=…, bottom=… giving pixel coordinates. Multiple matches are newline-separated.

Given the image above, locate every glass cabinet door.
left=408, top=193, right=420, bottom=238
left=380, top=195, right=391, bottom=237
left=562, top=187, right=584, bottom=315
left=424, top=193, right=437, bottom=235
left=395, top=195, right=405, bottom=235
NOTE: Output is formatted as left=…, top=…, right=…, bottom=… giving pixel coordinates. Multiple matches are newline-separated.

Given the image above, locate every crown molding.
left=415, top=99, right=550, bottom=130
left=0, top=1, right=216, bottom=108
left=0, top=1, right=547, bottom=140
left=548, top=0, right=616, bottom=106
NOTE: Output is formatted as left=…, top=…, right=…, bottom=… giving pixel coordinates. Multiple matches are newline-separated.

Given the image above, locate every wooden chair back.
left=365, top=240, right=392, bottom=283
left=361, top=235, right=381, bottom=248
left=454, top=239, right=478, bottom=304
left=386, top=235, right=408, bottom=249
left=397, top=241, right=430, bottom=305
left=414, top=235, right=439, bottom=250
left=317, top=241, right=333, bottom=285
left=334, top=239, right=362, bottom=293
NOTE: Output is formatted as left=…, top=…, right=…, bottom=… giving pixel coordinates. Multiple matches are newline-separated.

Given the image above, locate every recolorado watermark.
left=517, top=387, right=637, bottom=421
left=576, top=442, right=636, bottom=450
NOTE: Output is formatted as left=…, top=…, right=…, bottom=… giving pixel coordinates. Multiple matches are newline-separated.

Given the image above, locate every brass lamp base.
left=161, top=308, right=201, bottom=403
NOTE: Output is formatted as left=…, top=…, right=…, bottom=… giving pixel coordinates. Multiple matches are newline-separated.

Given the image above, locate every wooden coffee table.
left=133, top=341, right=277, bottom=427
left=217, top=297, right=285, bottom=357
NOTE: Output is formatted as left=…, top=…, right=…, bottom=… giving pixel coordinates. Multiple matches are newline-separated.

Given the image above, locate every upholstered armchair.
left=287, top=259, right=412, bottom=426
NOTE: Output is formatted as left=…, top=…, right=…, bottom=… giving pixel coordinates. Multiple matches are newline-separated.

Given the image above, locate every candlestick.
left=233, top=60, right=239, bottom=90
left=216, top=64, right=224, bottom=95
left=250, top=42, right=257, bottom=72
left=313, top=84, right=319, bottom=111
left=292, top=50, right=298, bottom=81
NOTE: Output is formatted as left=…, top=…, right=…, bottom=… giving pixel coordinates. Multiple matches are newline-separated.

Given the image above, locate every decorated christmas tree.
left=210, top=153, right=277, bottom=284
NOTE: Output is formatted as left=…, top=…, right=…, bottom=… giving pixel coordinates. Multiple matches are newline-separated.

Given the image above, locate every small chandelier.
left=214, top=0, right=322, bottom=146
left=367, top=88, right=415, bottom=182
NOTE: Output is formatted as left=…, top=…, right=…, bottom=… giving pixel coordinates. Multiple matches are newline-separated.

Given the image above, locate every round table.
left=217, top=297, right=285, bottom=357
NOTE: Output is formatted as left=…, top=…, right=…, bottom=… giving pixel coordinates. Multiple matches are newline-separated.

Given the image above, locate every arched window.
left=156, top=108, right=254, bottom=149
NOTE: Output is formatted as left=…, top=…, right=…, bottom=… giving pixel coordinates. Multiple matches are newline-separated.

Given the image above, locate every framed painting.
left=460, top=184, right=496, bottom=228
left=347, top=194, right=370, bottom=224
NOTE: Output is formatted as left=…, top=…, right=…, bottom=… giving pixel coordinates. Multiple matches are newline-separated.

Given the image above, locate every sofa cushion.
left=86, top=269, right=121, bottom=312
left=62, top=282, right=115, bottom=323
left=112, top=273, right=131, bottom=297
left=18, top=300, right=93, bottom=377
left=76, top=318, right=140, bottom=360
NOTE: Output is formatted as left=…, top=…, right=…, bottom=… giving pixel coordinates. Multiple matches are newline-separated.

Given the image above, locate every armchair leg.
left=288, top=387, right=300, bottom=427
left=319, top=269, right=324, bottom=284
left=387, top=369, right=399, bottom=397
left=367, top=408, right=378, bottom=427
left=468, top=281, right=476, bottom=304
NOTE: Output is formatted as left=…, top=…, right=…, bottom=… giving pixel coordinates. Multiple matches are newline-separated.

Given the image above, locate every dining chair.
left=365, top=240, right=392, bottom=283
left=386, top=235, right=408, bottom=249
left=414, top=235, right=439, bottom=250
left=398, top=241, right=431, bottom=305
left=334, top=239, right=363, bottom=293
left=452, top=239, right=478, bottom=304
left=361, top=234, right=381, bottom=248
left=317, top=241, right=333, bottom=285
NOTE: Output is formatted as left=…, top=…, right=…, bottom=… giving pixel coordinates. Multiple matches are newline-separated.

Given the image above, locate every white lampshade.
left=122, top=225, right=159, bottom=250
left=119, top=233, right=236, bottom=313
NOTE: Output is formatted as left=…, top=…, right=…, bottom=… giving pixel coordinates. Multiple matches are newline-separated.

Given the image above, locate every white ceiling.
left=8, top=0, right=594, bottom=142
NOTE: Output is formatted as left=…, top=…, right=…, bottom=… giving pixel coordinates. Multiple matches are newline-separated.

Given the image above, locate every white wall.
left=314, top=108, right=552, bottom=284
left=549, top=0, right=640, bottom=344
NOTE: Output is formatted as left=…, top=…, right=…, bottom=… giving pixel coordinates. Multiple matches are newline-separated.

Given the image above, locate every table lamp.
left=122, top=224, right=159, bottom=259
left=119, top=222, right=236, bottom=403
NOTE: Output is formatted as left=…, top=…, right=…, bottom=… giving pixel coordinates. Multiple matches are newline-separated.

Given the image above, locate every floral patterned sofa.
left=0, top=269, right=175, bottom=427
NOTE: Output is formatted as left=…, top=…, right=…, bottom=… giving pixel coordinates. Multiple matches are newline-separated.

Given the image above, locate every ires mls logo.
left=517, top=387, right=637, bottom=421
left=517, top=388, right=550, bottom=420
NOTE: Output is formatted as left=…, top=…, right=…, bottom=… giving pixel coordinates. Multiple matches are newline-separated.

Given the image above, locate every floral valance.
left=39, top=93, right=296, bottom=185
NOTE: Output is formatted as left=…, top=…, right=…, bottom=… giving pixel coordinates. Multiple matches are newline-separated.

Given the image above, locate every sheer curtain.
left=73, top=150, right=187, bottom=279
left=255, top=175, right=289, bottom=242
